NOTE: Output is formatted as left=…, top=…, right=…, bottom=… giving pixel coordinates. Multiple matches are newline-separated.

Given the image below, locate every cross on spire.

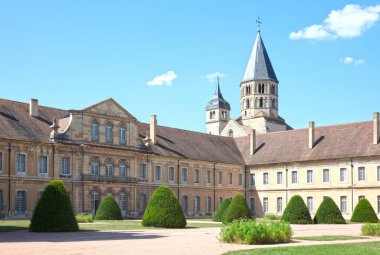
left=256, top=16, right=262, bottom=32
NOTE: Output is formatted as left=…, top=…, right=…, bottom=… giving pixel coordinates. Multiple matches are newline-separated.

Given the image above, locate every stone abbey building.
left=1, top=30, right=380, bottom=219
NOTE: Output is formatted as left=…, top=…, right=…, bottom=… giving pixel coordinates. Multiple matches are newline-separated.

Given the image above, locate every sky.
left=1, top=0, right=380, bottom=132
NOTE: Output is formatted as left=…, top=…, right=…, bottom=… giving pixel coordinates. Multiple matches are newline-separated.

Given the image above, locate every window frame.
left=291, top=170, right=298, bottom=184
left=218, top=171, right=222, bottom=185
left=263, top=197, right=268, bottom=213
left=16, top=153, right=27, bottom=175
left=181, top=168, right=188, bottom=183
left=277, top=197, right=283, bottom=213
left=119, top=125, right=127, bottom=145
left=323, top=169, right=330, bottom=183
left=263, top=172, right=269, bottom=185
left=16, top=190, right=26, bottom=214
left=307, top=196, right=313, bottom=213
left=105, top=162, right=114, bottom=177
left=194, top=169, right=200, bottom=184
left=91, top=161, right=100, bottom=176
left=155, top=165, right=161, bottom=182
left=340, top=167, right=347, bottom=183
left=91, top=119, right=99, bottom=142
left=0, top=152, right=3, bottom=175
left=277, top=171, right=283, bottom=185
left=238, top=173, right=243, bottom=186
left=358, top=166, right=366, bottom=182
left=307, top=170, right=313, bottom=184
left=340, top=196, right=347, bottom=213
left=38, top=155, right=48, bottom=176
left=139, top=163, right=147, bottom=180
left=61, top=157, right=70, bottom=176
left=119, top=163, right=127, bottom=177
left=168, top=166, right=175, bottom=183
left=250, top=173, right=255, bottom=187
left=105, top=122, right=113, bottom=144
left=206, top=170, right=211, bottom=185
left=228, top=172, right=233, bottom=185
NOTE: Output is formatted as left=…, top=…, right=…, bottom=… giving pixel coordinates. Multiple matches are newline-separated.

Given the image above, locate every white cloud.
left=205, top=72, right=226, bottom=84
left=290, top=4, right=380, bottom=40
left=340, top=57, right=365, bottom=65
left=147, top=71, right=178, bottom=86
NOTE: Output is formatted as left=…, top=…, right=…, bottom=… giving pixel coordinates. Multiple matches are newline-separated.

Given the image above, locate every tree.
left=142, top=186, right=186, bottom=228
left=314, top=197, right=346, bottom=224
left=223, top=194, right=252, bottom=224
left=351, top=198, right=379, bottom=223
left=30, top=180, right=79, bottom=232
left=281, top=195, right=312, bottom=224
left=94, top=195, right=122, bottom=220
left=213, top=199, right=231, bottom=222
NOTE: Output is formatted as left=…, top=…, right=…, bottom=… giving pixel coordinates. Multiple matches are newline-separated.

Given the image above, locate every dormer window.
left=105, top=123, right=113, bottom=144
left=119, top=124, right=127, bottom=145
left=91, top=120, right=99, bottom=141
left=228, top=130, right=234, bottom=137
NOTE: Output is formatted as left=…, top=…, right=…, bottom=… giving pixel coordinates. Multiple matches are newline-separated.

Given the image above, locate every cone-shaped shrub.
left=222, top=194, right=252, bottom=224
left=94, top=195, right=122, bottom=220
left=351, top=198, right=379, bottom=223
left=142, top=186, right=186, bottom=228
left=29, top=180, right=78, bottom=232
left=314, top=196, right=346, bottom=224
left=281, top=195, right=312, bottom=224
left=213, top=199, right=231, bottom=222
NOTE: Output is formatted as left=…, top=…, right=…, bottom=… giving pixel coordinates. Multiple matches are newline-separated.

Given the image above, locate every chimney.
left=373, top=112, right=379, bottom=145
left=249, top=129, right=256, bottom=156
left=308, top=121, right=315, bottom=149
left=29, top=98, right=39, bottom=117
left=150, top=115, right=157, bottom=144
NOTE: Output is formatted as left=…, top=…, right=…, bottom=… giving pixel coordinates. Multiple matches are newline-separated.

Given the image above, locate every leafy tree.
left=213, top=199, right=231, bottom=222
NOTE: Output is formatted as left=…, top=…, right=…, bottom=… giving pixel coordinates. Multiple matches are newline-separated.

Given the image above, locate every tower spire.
left=215, top=75, right=221, bottom=96
left=256, top=16, right=262, bottom=33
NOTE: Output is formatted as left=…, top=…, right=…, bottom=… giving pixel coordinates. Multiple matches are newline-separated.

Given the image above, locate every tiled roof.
left=234, top=121, right=380, bottom=165
left=0, top=99, right=68, bottom=143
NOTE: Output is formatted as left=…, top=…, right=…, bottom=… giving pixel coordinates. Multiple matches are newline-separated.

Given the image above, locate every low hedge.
left=362, top=223, right=380, bottom=236
left=351, top=198, right=379, bottom=223
left=94, top=195, right=122, bottom=220
left=76, top=213, right=93, bottom=223
left=281, top=195, right=312, bottom=224
left=223, top=194, right=252, bottom=224
left=213, top=199, right=231, bottom=222
left=314, top=197, right=346, bottom=224
left=219, top=220, right=292, bottom=244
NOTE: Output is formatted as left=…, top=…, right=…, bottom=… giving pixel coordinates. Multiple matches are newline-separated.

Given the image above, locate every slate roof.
left=206, top=80, right=231, bottom=111
left=242, top=32, right=278, bottom=82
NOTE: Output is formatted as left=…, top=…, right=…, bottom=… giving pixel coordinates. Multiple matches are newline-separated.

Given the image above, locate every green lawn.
left=294, top=235, right=367, bottom=241
left=0, top=219, right=222, bottom=232
left=225, top=242, right=380, bottom=255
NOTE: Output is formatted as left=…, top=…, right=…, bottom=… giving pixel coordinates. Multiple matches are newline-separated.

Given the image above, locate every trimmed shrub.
left=264, top=213, right=282, bottom=221
left=94, top=195, right=122, bottom=220
left=314, top=196, right=346, bottom=224
left=142, top=186, right=186, bottom=228
left=351, top=198, right=379, bottom=223
left=213, top=199, right=231, bottom=222
left=362, top=223, right=380, bottom=236
left=29, top=180, right=79, bottom=232
left=76, top=213, right=93, bottom=223
left=281, top=195, right=312, bottom=224
left=222, top=194, right=252, bottom=224
left=219, top=220, right=292, bottom=244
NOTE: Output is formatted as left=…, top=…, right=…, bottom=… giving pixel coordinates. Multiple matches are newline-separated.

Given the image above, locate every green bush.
left=362, top=223, right=380, bottom=236
left=264, top=213, right=282, bottom=221
left=76, top=213, right=93, bottom=223
left=281, top=195, right=312, bottom=224
left=222, top=194, right=252, bottom=224
left=29, top=180, right=79, bottom=232
left=94, top=195, right=122, bottom=220
left=351, top=198, right=379, bottom=223
left=314, top=197, right=346, bottom=224
left=219, top=220, right=292, bottom=244
left=142, top=186, right=186, bottom=228
left=213, top=199, right=231, bottom=222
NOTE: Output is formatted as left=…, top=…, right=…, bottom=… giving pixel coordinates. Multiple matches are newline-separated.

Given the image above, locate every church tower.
left=205, top=78, right=231, bottom=135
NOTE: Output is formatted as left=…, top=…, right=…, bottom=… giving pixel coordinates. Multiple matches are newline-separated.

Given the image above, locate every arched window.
left=91, top=160, right=100, bottom=176
left=105, top=123, right=113, bottom=144
left=119, top=124, right=127, bottom=145
left=259, top=98, right=264, bottom=108
left=119, top=192, right=127, bottom=214
left=119, top=163, right=127, bottom=177
left=91, top=191, right=100, bottom=214
left=105, top=162, right=114, bottom=177
left=228, top=130, right=234, bottom=138
left=91, top=120, right=99, bottom=141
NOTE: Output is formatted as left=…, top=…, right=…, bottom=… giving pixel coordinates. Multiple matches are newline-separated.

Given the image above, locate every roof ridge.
left=0, top=98, right=67, bottom=112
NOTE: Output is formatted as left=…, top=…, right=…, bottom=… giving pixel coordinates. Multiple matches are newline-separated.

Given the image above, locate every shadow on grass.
left=0, top=226, right=29, bottom=233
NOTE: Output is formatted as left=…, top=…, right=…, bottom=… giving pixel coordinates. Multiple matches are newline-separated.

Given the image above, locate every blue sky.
left=1, top=1, right=380, bottom=132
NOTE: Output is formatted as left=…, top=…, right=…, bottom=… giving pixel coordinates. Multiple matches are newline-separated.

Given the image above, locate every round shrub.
left=314, top=196, right=346, bottom=224
left=362, top=223, right=380, bottom=236
left=29, top=180, right=79, bottom=232
left=219, top=220, right=292, bottom=244
left=222, top=194, right=252, bottom=224
left=351, top=198, right=379, bottom=223
left=281, top=195, right=312, bottom=224
left=142, top=186, right=186, bottom=228
left=94, top=195, right=122, bottom=220
left=213, top=199, right=231, bottom=222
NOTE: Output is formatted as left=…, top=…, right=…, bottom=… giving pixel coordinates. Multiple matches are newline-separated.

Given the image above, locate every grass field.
left=0, top=219, right=221, bottom=232
left=294, top=235, right=367, bottom=241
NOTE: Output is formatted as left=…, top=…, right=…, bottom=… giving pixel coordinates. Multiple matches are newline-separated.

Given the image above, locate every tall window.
left=340, top=168, right=347, bottom=182
left=119, top=192, right=127, bottom=212
left=119, top=163, right=127, bottom=177
left=277, top=197, right=283, bottom=213
left=358, top=167, right=366, bottom=181
left=182, top=196, right=188, bottom=214
left=194, top=196, right=200, bottom=214
left=263, top=197, right=268, bottom=213
left=218, top=197, right=223, bottom=208
left=194, top=169, right=200, bottom=184
left=91, top=120, right=99, bottom=141
left=182, top=168, right=188, bottom=183
left=155, top=166, right=161, bottom=181
left=16, top=191, right=26, bottom=214
left=340, top=196, right=347, bottom=213
left=358, top=195, right=365, bottom=201
left=139, top=194, right=147, bottom=213
left=291, top=171, right=298, bottom=184
left=377, top=166, right=380, bottom=181
left=228, top=172, right=233, bottom=185
left=16, top=154, right=26, bottom=173
left=323, top=169, right=330, bottom=183
left=206, top=170, right=211, bottom=184
left=218, top=171, right=222, bottom=185
left=91, top=161, right=99, bottom=176
left=0, top=152, right=3, bottom=174
left=168, top=167, right=175, bottom=182
left=38, top=156, right=48, bottom=175
left=263, top=172, right=269, bottom=185
left=119, top=125, right=127, bottom=144
left=307, top=170, right=313, bottom=183
left=238, top=173, right=243, bottom=186
left=105, top=162, right=114, bottom=177
left=61, top=157, right=70, bottom=175
left=105, top=123, right=113, bottom=143
left=249, top=197, right=256, bottom=214
left=307, top=197, right=313, bottom=213
left=206, top=196, right=211, bottom=214
left=140, top=164, right=147, bottom=180
left=91, top=191, right=100, bottom=212
left=277, top=172, right=283, bottom=185
left=250, top=173, right=255, bottom=186
left=378, top=196, right=380, bottom=214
